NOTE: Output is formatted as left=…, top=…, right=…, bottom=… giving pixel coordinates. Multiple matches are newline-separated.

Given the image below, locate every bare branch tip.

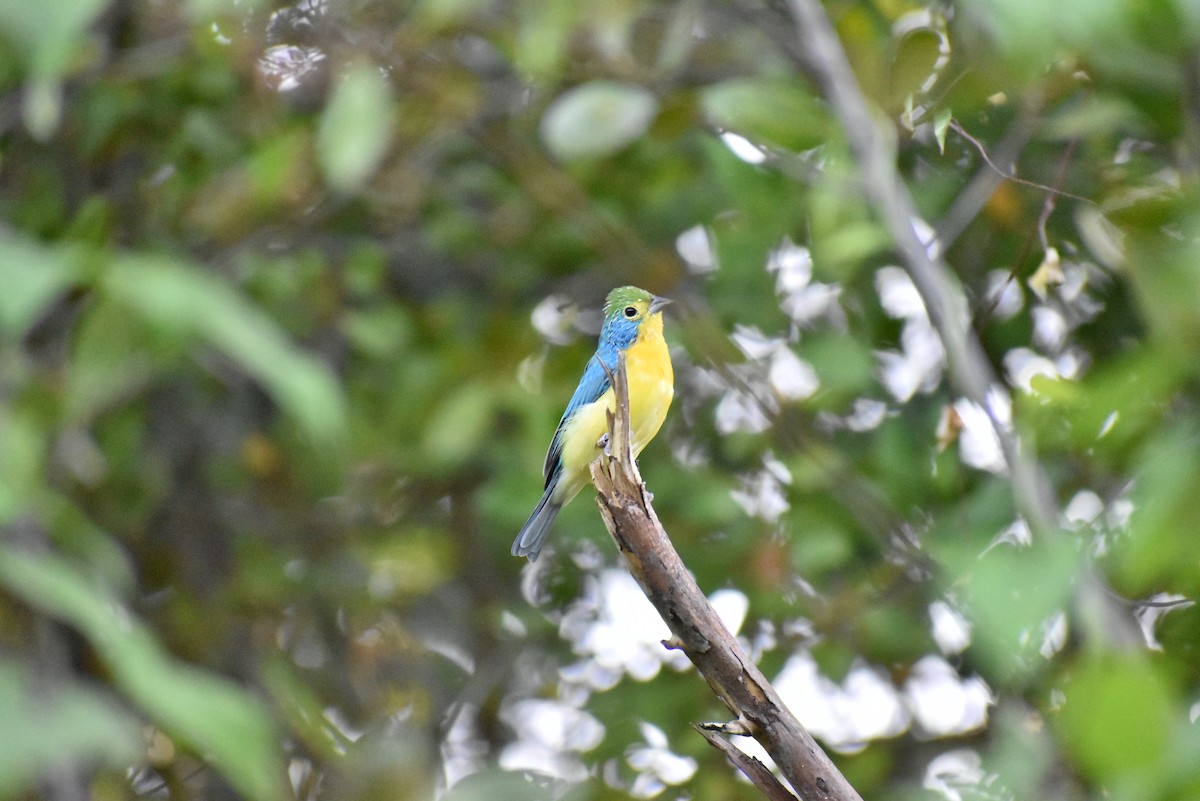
left=694, top=723, right=800, bottom=801
left=699, top=718, right=756, bottom=736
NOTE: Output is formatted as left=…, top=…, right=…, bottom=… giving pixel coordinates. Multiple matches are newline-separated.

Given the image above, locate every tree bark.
left=590, top=354, right=862, bottom=801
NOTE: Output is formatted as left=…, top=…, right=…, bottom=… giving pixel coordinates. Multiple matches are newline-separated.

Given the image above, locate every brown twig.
left=975, top=134, right=1080, bottom=330
left=782, top=0, right=1141, bottom=650
left=783, top=0, right=1053, bottom=529
left=950, top=121, right=1093, bottom=206
left=935, top=105, right=1041, bottom=250
left=1035, top=137, right=1081, bottom=250
left=694, top=723, right=800, bottom=801
left=590, top=354, right=862, bottom=801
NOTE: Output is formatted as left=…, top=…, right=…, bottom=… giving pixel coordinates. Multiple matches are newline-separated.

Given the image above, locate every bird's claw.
left=597, top=432, right=611, bottom=456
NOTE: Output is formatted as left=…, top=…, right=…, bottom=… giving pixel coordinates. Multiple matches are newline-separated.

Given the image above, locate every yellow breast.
left=623, top=313, right=674, bottom=456
left=554, top=312, right=674, bottom=503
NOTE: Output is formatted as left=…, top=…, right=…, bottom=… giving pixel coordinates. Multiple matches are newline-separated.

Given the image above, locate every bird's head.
left=601, top=286, right=671, bottom=351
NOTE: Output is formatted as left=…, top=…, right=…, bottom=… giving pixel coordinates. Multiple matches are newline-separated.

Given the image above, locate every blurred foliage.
left=2, top=0, right=1200, bottom=799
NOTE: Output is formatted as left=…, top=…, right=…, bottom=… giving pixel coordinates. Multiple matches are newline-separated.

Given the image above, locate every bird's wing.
left=542, top=350, right=614, bottom=486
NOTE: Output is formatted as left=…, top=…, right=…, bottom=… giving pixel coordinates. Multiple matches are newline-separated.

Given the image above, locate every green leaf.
left=789, top=509, right=853, bottom=574
left=512, top=0, right=576, bottom=79
left=186, top=0, right=266, bottom=19
left=0, top=234, right=80, bottom=336
left=701, top=78, right=829, bottom=152
left=63, top=296, right=155, bottom=423
left=890, top=28, right=947, bottom=105
left=0, top=410, right=44, bottom=526
left=1042, top=94, right=1145, bottom=141
left=413, top=0, right=492, bottom=30
left=1114, top=423, right=1200, bottom=594
left=814, top=220, right=891, bottom=276
left=40, top=493, right=137, bottom=593
left=262, top=657, right=351, bottom=761
left=1057, top=655, right=1172, bottom=784
left=804, top=333, right=876, bottom=401
left=103, top=255, right=347, bottom=444
left=0, top=0, right=107, bottom=76
left=0, top=660, right=140, bottom=797
left=934, top=108, right=952, bottom=154
left=343, top=306, right=413, bottom=359
left=442, top=769, right=556, bottom=801
left=0, top=0, right=108, bottom=137
left=964, top=536, right=1078, bottom=674
left=0, top=550, right=284, bottom=801
left=318, top=64, right=394, bottom=192
left=422, top=381, right=494, bottom=468
left=540, top=81, right=659, bottom=161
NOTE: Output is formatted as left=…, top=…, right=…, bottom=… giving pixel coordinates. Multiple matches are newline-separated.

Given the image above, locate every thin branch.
left=1128, top=596, right=1194, bottom=610
left=694, top=723, right=799, bottom=801
left=783, top=0, right=1053, bottom=529
left=1035, top=137, right=1081, bottom=250
left=950, top=121, right=1094, bottom=206
left=936, top=105, right=1041, bottom=250
left=590, top=354, right=862, bottom=801
left=976, top=133, right=1079, bottom=330
left=781, top=0, right=1141, bottom=649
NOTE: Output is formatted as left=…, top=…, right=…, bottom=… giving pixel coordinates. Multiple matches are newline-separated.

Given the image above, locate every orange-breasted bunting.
left=512, top=286, right=674, bottom=561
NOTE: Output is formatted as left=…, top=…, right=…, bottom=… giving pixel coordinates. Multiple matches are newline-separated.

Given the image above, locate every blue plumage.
left=541, top=315, right=638, bottom=485
left=513, top=287, right=672, bottom=562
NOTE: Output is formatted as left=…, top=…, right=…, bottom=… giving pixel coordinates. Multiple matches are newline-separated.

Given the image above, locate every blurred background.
left=3, top=0, right=1200, bottom=799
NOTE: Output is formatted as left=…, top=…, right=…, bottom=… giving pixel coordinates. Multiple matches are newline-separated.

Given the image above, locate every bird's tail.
left=512, top=487, right=561, bottom=562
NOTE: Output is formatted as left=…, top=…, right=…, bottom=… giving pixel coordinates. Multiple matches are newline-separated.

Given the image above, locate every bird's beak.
left=648, top=295, right=672, bottom=315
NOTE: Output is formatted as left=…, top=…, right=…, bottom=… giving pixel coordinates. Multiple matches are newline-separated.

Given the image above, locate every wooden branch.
left=694, top=723, right=799, bottom=801
left=782, top=0, right=1014, bottom=482
left=781, top=0, right=1140, bottom=649
left=590, top=354, right=862, bottom=801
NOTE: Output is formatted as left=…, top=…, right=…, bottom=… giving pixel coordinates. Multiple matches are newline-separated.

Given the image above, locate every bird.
left=512, top=286, right=674, bottom=562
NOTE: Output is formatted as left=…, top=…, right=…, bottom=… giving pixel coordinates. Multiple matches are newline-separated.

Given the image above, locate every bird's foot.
left=597, top=432, right=611, bottom=456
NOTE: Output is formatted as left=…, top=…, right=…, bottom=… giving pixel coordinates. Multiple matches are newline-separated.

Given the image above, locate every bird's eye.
left=624, top=306, right=638, bottom=318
